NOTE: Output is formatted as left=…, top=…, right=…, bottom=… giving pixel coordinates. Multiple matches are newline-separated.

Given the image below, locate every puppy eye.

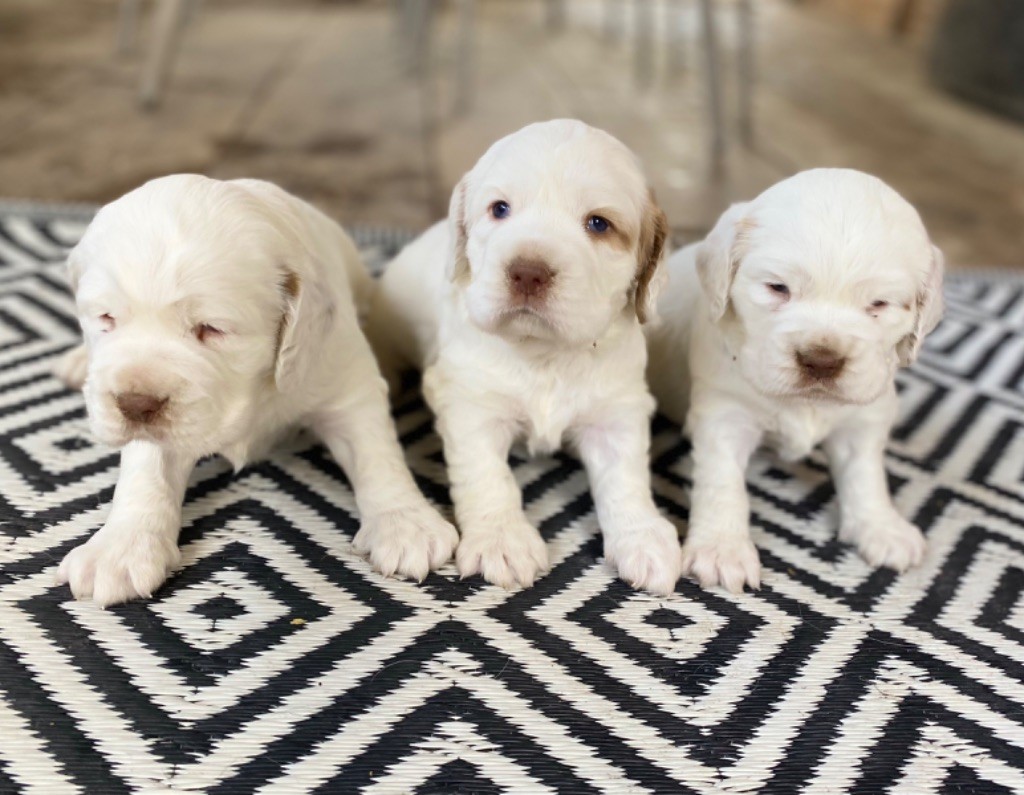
left=194, top=323, right=224, bottom=344
left=767, top=283, right=790, bottom=297
left=490, top=201, right=511, bottom=220
left=586, top=215, right=611, bottom=234
left=98, top=313, right=115, bottom=332
left=870, top=300, right=889, bottom=310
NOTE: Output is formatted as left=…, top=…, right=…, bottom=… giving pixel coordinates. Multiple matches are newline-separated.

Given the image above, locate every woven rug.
left=1, top=200, right=1023, bottom=794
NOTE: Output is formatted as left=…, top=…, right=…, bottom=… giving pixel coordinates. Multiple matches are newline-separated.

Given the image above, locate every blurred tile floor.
left=1, top=0, right=1023, bottom=265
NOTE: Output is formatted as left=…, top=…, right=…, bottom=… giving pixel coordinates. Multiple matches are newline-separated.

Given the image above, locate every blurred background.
left=2, top=0, right=1023, bottom=266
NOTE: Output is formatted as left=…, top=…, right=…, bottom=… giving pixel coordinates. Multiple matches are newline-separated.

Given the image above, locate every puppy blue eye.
left=587, top=215, right=610, bottom=234
left=491, top=201, right=510, bottom=220
left=767, top=283, right=790, bottom=296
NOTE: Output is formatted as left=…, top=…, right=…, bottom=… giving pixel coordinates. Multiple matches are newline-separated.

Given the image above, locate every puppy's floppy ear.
left=896, top=245, right=945, bottom=367
left=446, top=174, right=471, bottom=283
left=274, top=266, right=335, bottom=389
left=66, top=246, right=84, bottom=294
left=696, top=202, right=752, bottom=322
left=633, top=191, right=670, bottom=324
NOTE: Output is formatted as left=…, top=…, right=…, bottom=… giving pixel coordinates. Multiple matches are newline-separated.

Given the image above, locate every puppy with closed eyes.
left=369, top=119, right=681, bottom=594
left=646, top=168, right=944, bottom=592
left=55, top=174, right=457, bottom=605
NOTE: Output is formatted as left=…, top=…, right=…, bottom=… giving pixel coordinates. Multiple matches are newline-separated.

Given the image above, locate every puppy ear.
left=274, top=267, right=335, bottom=389
left=696, top=202, right=752, bottom=322
left=633, top=191, right=670, bottom=324
left=446, top=175, right=471, bottom=283
left=66, top=245, right=84, bottom=294
left=896, top=245, right=945, bottom=367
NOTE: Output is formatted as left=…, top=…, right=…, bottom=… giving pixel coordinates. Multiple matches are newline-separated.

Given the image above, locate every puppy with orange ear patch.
left=55, top=175, right=458, bottom=606
left=646, top=169, right=944, bottom=593
left=369, top=119, right=682, bottom=594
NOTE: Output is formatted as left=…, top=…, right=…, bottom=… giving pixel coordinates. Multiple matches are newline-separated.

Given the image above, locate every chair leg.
left=116, top=0, right=142, bottom=55
left=454, top=0, right=475, bottom=115
left=698, top=0, right=726, bottom=173
left=545, top=0, right=566, bottom=33
left=737, top=0, right=755, bottom=147
left=405, top=0, right=434, bottom=76
left=183, top=0, right=203, bottom=28
left=603, top=0, right=623, bottom=43
left=666, top=0, right=688, bottom=78
left=634, top=0, right=655, bottom=89
left=139, top=0, right=190, bottom=109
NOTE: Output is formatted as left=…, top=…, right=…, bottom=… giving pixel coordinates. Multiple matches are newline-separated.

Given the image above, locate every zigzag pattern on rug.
left=1, top=205, right=1023, bottom=794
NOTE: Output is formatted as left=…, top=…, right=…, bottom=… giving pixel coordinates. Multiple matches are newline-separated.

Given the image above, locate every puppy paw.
left=840, top=512, right=926, bottom=572
left=355, top=503, right=458, bottom=581
left=57, top=523, right=180, bottom=606
left=456, top=518, right=549, bottom=589
left=604, top=517, right=682, bottom=595
left=682, top=533, right=761, bottom=593
left=53, top=344, right=88, bottom=391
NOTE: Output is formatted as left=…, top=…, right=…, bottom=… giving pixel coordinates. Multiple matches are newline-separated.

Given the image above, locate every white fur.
left=56, top=175, right=457, bottom=606
left=646, top=168, right=944, bottom=592
left=369, top=120, right=681, bottom=594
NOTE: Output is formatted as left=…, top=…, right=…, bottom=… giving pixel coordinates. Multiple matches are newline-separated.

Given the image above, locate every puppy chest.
left=765, top=408, right=836, bottom=462
left=521, top=394, right=575, bottom=455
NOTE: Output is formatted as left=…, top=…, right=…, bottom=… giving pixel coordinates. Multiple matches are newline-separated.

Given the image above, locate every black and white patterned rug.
left=1, top=200, right=1024, bottom=794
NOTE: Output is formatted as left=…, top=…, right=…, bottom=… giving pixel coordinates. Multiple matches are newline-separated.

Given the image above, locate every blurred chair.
left=665, top=0, right=756, bottom=172
left=393, top=0, right=477, bottom=117
left=573, top=0, right=757, bottom=172
left=117, top=0, right=198, bottom=109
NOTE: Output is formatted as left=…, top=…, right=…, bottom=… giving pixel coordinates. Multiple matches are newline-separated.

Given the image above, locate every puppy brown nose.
left=796, top=346, right=846, bottom=381
left=115, top=392, right=168, bottom=424
left=508, top=258, right=554, bottom=300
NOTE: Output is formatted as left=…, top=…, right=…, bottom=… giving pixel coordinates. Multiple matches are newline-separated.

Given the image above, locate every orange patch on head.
left=276, top=269, right=300, bottom=357
left=634, top=192, right=669, bottom=324
left=281, top=270, right=300, bottom=299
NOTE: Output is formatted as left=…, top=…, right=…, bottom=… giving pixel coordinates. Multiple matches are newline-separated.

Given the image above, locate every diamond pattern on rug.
left=1, top=202, right=1024, bottom=794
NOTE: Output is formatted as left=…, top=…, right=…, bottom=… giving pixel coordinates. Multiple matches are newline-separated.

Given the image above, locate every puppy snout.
left=796, top=346, right=846, bottom=381
left=115, top=391, right=168, bottom=424
left=507, top=258, right=554, bottom=300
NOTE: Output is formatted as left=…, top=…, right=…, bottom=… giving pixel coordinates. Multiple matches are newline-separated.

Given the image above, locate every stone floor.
left=1, top=0, right=1023, bottom=266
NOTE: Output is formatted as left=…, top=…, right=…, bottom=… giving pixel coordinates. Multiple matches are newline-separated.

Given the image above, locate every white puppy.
left=369, top=119, right=681, bottom=594
left=56, top=175, right=457, bottom=606
left=646, top=168, right=944, bottom=592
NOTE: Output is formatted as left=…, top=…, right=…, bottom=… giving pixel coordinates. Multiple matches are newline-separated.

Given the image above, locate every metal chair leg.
left=139, top=0, right=189, bottom=109
left=454, top=0, right=475, bottom=115
left=115, top=0, right=142, bottom=55
left=698, top=0, right=726, bottom=172
left=666, top=0, right=688, bottom=78
left=737, top=0, right=755, bottom=147
left=634, top=0, right=655, bottom=89
left=545, top=0, right=567, bottom=33
left=400, top=0, right=434, bottom=76
left=183, top=0, right=202, bottom=28
left=603, top=0, right=624, bottom=42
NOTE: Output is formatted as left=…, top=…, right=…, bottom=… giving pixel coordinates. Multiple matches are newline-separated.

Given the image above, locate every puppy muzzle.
left=505, top=256, right=556, bottom=310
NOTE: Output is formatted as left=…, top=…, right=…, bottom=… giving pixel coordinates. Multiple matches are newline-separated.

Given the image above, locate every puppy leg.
left=57, top=441, right=193, bottom=605
left=683, top=403, right=763, bottom=593
left=576, top=413, right=681, bottom=595
left=825, top=423, right=926, bottom=571
left=314, top=379, right=458, bottom=581
left=436, top=401, right=548, bottom=589
left=53, top=343, right=88, bottom=390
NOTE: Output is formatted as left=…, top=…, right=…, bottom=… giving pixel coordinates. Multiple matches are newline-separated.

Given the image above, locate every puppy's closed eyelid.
left=193, top=323, right=226, bottom=344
